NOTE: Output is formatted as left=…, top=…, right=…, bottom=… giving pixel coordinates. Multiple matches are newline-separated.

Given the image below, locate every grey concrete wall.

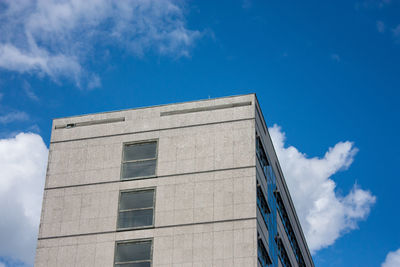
left=36, top=220, right=257, bottom=267
left=36, top=94, right=259, bottom=267
left=46, top=107, right=255, bottom=189
left=38, top=168, right=256, bottom=238
left=50, top=95, right=254, bottom=143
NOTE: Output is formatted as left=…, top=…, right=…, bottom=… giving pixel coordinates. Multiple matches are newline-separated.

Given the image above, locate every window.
left=257, top=185, right=271, bottom=216
left=114, top=239, right=152, bottom=267
left=257, top=184, right=271, bottom=230
left=117, top=189, right=155, bottom=229
left=256, top=136, right=276, bottom=185
left=256, top=136, right=269, bottom=170
left=121, top=141, right=157, bottom=180
left=258, top=236, right=272, bottom=266
left=276, top=237, right=292, bottom=267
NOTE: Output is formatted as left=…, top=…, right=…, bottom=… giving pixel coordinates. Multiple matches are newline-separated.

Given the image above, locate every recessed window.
left=121, top=141, right=157, bottom=180
left=258, top=234, right=272, bottom=266
left=257, top=185, right=271, bottom=224
left=118, top=189, right=155, bottom=229
left=276, top=237, right=292, bottom=267
left=114, top=239, right=152, bottom=267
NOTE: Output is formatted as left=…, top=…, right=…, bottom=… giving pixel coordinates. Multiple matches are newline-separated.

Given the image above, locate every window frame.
left=120, top=140, right=158, bottom=181
left=257, top=182, right=272, bottom=232
left=116, top=187, right=156, bottom=231
left=114, top=238, right=153, bottom=267
left=257, top=183, right=271, bottom=215
left=276, top=236, right=293, bottom=267
left=257, top=233, right=272, bottom=267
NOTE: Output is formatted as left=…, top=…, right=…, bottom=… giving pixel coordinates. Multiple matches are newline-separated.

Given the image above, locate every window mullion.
left=123, top=157, right=157, bottom=164
left=115, top=260, right=151, bottom=264
left=119, top=207, right=153, bottom=212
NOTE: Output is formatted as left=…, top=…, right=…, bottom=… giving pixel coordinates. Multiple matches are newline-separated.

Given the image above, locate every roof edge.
left=53, top=93, right=256, bottom=120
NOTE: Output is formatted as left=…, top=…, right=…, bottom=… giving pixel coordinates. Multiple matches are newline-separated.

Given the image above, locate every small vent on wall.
left=55, top=117, right=125, bottom=129
left=160, top=101, right=252, bottom=116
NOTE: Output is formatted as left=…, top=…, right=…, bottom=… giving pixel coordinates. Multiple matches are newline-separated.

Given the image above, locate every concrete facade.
left=35, top=94, right=314, bottom=267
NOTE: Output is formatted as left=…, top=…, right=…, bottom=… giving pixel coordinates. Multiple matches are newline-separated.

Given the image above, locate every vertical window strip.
left=275, top=192, right=306, bottom=267
left=256, top=135, right=279, bottom=266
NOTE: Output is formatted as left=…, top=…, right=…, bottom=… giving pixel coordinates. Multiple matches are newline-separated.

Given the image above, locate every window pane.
left=122, top=160, right=156, bottom=179
left=118, top=209, right=153, bottom=228
left=120, top=190, right=154, bottom=210
left=115, top=263, right=151, bottom=267
left=124, top=142, right=157, bottom=161
left=115, top=241, right=151, bottom=263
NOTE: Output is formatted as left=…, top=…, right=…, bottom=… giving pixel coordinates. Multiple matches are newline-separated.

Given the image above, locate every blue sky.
left=0, top=0, right=399, bottom=266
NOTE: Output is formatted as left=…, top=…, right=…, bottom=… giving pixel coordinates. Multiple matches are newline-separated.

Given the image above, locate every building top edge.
left=53, top=93, right=256, bottom=121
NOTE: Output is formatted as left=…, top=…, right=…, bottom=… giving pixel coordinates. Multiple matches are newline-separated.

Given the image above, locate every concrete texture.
left=35, top=94, right=313, bottom=267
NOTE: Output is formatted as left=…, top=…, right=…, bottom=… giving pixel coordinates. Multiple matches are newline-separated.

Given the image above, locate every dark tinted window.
left=122, top=142, right=157, bottom=180
left=118, top=190, right=155, bottom=229
left=123, top=142, right=157, bottom=161
left=120, top=190, right=154, bottom=210
left=118, top=209, right=153, bottom=229
left=122, top=160, right=156, bottom=179
left=115, top=240, right=152, bottom=266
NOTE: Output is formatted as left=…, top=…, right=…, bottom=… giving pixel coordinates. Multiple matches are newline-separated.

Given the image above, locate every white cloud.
left=382, top=248, right=400, bottom=267
left=0, top=0, right=201, bottom=88
left=0, top=133, right=48, bottom=265
left=0, top=111, right=29, bottom=124
left=377, top=21, right=385, bottom=33
left=269, top=125, right=376, bottom=253
left=0, top=44, right=82, bottom=84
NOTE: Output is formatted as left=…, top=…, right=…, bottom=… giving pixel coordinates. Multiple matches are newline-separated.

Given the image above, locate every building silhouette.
left=35, top=94, right=314, bottom=267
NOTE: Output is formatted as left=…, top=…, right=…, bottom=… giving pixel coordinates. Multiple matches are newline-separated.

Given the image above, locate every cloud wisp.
left=0, top=0, right=201, bottom=88
left=0, top=133, right=48, bottom=266
left=356, top=0, right=392, bottom=10
left=330, top=53, right=341, bottom=62
left=392, top=24, right=400, bottom=43
left=0, top=111, right=29, bottom=124
left=23, top=81, right=39, bottom=102
left=382, top=248, right=400, bottom=267
left=269, top=125, right=376, bottom=253
left=377, top=21, right=386, bottom=33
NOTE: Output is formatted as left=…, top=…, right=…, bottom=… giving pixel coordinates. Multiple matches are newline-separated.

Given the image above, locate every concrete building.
left=35, top=94, right=314, bottom=267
